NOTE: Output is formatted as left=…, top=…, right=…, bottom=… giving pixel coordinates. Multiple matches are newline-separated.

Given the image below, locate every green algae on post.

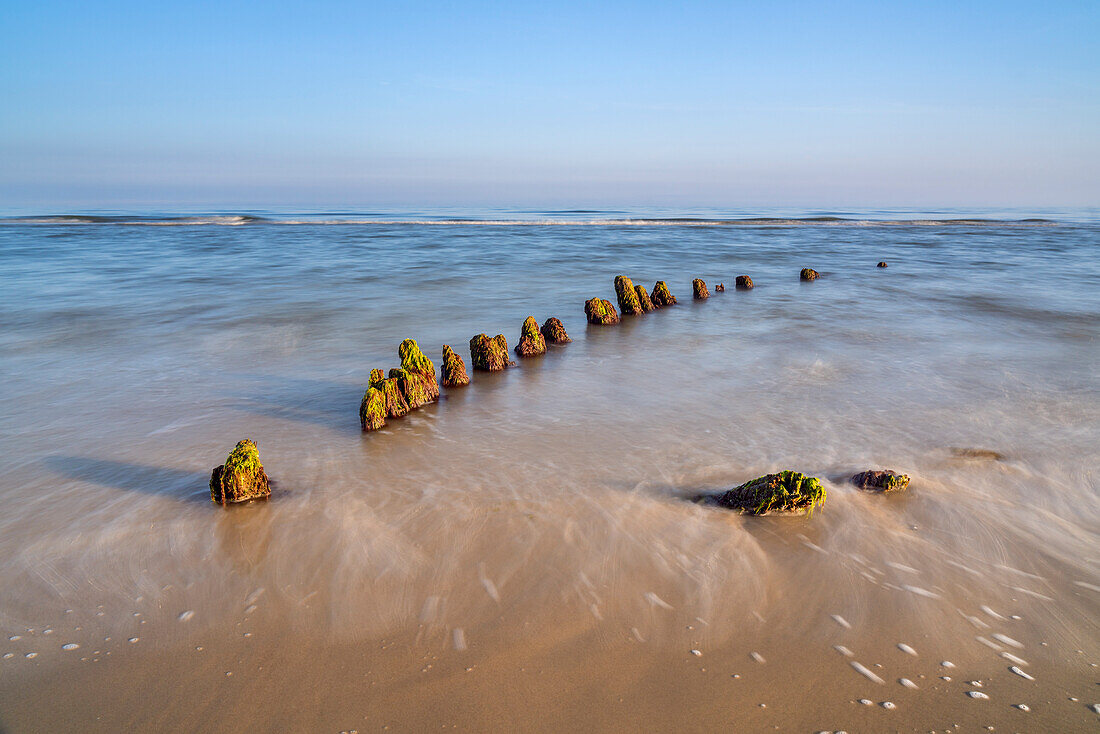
left=851, top=470, right=909, bottom=492
left=651, top=281, right=677, bottom=307
left=371, top=367, right=409, bottom=418
left=441, top=344, right=470, bottom=387
left=210, top=439, right=270, bottom=505
left=584, top=298, right=620, bottom=325
left=398, top=338, right=439, bottom=402
left=701, top=470, right=826, bottom=516
left=540, top=317, right=571, bottom=344
left=614, top=275, right=644, bottom=316
left=470, top=333, right=514, bottom=371
left=359, top=386, right=386, bottom=431
left=715, top=282, right=725, bottom=292
left=877, top=261, right=888, bottom=268
left=735, top=275, right=753, bottom=289
left=390, top=367, right=432, bottom=410
left=800, top=268, right=819, bottom=281
left=692, top=278, right=710, bottom=300
left=634, top=284, right=655, bottom=312
left=515, top=316, right=547, bottom=357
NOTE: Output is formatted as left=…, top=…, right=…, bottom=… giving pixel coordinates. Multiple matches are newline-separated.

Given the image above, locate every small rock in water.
left=584, top=298, right=620, bottom=325
left=1009, top=666, right=1034, bottom=681
left=440, top=345, right=471, bottom=387
left=1014, top=703, right=1030, bottom=711
left=613, top=275, right=644, bottom=316
left=966, top=691, right=990, bottom=700
left=178, top=610, right=195, bottom=623
left=881, top=701, right=896, bottom=710
left=514, top=316, right=547, bottom=357
left=690, top=649, right=702, bottom=657
left=698, top=471, right=826, bottom=516
left=800, top=268, right=819, bottom=281
left=633, top=284, right=656, bottom=312
left=735, top=275, right=753, bottom=289
left=899, top=678, right=918, bottom=689
left=877, top=261, right=888, bottom=268
left=1089, top=703, right=1100, bottom=714
left=469, top=333, right=515, bottom=370
left=209, top=439, right=270, bottom=505
left=540, top=317, right=571, bottom=345
left=62, top=643, right=79, bottom=651
left=714, top=282, right=725, bottom=292
left=897, top=643, right=918, bottom=656
left=25, top=652, right=37, bottom=659
left=651, top=281, right=677, bottom=307
left=128, top=637, right=139, bottom=643
left=858, top=699, right=873, bottom=706
left=851, top=470, right=910, bottom=492
left=691, top=278, right=709, bottom=300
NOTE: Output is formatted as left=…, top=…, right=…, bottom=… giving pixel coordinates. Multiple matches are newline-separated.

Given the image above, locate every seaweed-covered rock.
left=800, top=268, right=819, bottom=281
left=584, top=298, right=620, bottom=325
left=693, top=278, right=710, bottom=300
left=851, top=470, right=909, bottom=492
left=399, top=338, right=438, bottom=402
left=614, top=275, right=644, bottom=316
left=390, top=367, right=432, bottom=410
left=440, top=344, right=470, bottom=387
left=715, top=282, right=725, bottom=292
left=210, top=439, right=270, bottom=505
left=359, top=386, right=386, bottom=431
left=949, top=447, right=1006, bottom=461
left=371, top=368, right=409, bottom=418
left=634, top=285, right=655, bottom=312
left=735, top=275, right=753, bottom=289
left=877, top=261, right=888, bottom=268
left=540, top=317, right=571, bottom=344
left=700, top=471, right=825, bottom=516
left=515, top=316, right=547, bottom=357
left=651, top=281, right=677, bottom=307
left=470, top=333, right=514, bottom=371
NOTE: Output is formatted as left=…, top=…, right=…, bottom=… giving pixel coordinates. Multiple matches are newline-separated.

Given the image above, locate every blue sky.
left=1, top=0, right=1097, bottom=207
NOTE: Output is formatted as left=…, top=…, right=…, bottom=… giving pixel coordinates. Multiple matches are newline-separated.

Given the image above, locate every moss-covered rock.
left=584, top=298, right=620, bottom=325
left=800, top=268, right=819, bottom=281
left=877, top=261, right=888, bottom=268
left=715, top=282, right=725, bottom=292
left=735, top=275, right=753, bottom=289
left=540, top=317, right=571, bottom=344
left=359, top=386, right=386, bottom=431
left=700, top=471, right=826, bottom=516
left=851, top=470, right=909, bottom=492
left=614, top=275, right=644, bottom=316
left=515, top=316, right=547, bottom=357
left=389, top=367, right=432, bottom=410
left=470, top=333, right=514, bottom=371
left=651, top=281, right=677, bottom=307
left=693, top=278, right=710, bottom=300
left=441, top=344, right=470, bottom=387
left=210, top=439, right=270, bottom=505
left=399, top=338, right=438, bottom=402
left=634, top=285, right=655, bottom=312
left=371, top=368, right=409, bottom=418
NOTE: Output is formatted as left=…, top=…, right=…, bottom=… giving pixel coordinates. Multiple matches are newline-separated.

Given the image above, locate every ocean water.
left=0, top=207, right=1098, bottom=731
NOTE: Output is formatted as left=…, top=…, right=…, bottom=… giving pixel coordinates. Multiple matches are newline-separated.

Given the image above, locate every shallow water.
left=1, top=207, right=1098, bottom=731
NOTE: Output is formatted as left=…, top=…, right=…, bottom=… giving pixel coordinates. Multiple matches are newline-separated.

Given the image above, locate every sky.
left=1, top=0, right=1098, bottom=208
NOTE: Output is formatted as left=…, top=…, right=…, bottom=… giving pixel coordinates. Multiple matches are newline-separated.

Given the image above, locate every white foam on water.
left=419, top=597, right=440, bottom=624
left=980, top=605, right=1006, bottom=620
left=833, top=645, right=854, bottom=657
left=975, top=636, right=1003, bottom=651
left=1009, top=666, right=1034, bottom=680
left=887, top=562, right=920, bottom=574
left=1009, top=586, right=1053, bottom=601
left=589, top=604, right=602, bottom=620
left=903, top=585, right=940, bottom=599
left=177, top=610, right=195, bottom=623
left=452, top=628, right=467, bottom=651
left=751, top=652, right=765, bottom=663
left=851, top=661, right=885, bottom=684
left=967, top=691, right=989, bottom=699
left=480, top=577, right=500, bottom=603
left=899, top=678, right=918, bottom=689
left=1001, top=651, right=1027, bottom=665
left=644, top=592, right=673, bottom=610
left=630, top=627, right=645, bottom=642
left=897, top=643, right=917, bottom=656
left=1074, top=581, right=1100, bottom=593
left=941, top=660, right=956, bottom=668
left=959, top=610, right=990, bottom=629
left=993, top=633, right=1024, bottom=648
left=244, top=605, right=258, bottom=615
left=245, top=588, right=265, bottom=605
left=831, top=614, right=851, bottom=629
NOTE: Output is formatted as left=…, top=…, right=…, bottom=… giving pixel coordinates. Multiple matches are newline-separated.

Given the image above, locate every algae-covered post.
left=390, top=367, right=433, bottom=410
left=540, top=317, right=571, bottom=344
left=584, top=298, right=620, bottom=325
left=698, top=471, right=825, bottom=516
left=470, top=333, right=514, bottom=371
left=441, top=345, right=470, bottom=387
left=210, top=439, right=270, bottom=505
left=634, top=285, right=655, bottom=312
left=614, top=275, right=644, bottom=316
left=692, top=279, right=710, bottom=299
left=398, top=338, right=439, bottom=402
left=877, top=261, right=888, bottom=268
left=515, top=316, right=547, bottom=357
left=359, top=386, right=386, bottom=431
left=851, top=470, right=909, bottom=492
left=735, top=275, right=753, bottom=289
left=371, top=368, right=409, bottom=418
left=715, top=282, right=725, bottom=292
left=651, top=281, right=677, bottom=307
left=800, top=268, right=819, bottom=281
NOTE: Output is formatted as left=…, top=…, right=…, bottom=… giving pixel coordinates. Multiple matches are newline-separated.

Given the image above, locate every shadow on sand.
left=43, top=456, right=211, bottom=504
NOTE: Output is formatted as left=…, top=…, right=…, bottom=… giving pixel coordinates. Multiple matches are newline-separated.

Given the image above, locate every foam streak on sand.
left=851, top=662, right=886, bottom=684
